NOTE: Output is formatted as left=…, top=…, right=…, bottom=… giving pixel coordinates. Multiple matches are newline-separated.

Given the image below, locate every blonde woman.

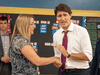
left=8, top=14, right=62, bottom=75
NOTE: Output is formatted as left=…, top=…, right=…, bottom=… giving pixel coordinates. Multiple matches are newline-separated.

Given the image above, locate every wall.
left=0, top=0, right=100, bottom=10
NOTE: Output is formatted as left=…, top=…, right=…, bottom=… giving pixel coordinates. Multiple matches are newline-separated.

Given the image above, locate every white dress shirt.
left=53, top=22, right=92, bottom=69
left=1, top=31, right=10, bottom=56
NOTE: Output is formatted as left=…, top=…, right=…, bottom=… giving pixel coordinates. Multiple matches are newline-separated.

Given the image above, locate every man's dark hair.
left=54, top=3, right=72, bottom=16
left=0, top=16, right=8, bottom=23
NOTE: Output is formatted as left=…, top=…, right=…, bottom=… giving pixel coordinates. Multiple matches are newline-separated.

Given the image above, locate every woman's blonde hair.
left=8, top=14, right=34, bottom=56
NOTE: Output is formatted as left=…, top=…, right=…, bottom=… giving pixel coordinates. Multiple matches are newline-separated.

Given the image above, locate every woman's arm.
left=21, top=45, right=62, bottom=66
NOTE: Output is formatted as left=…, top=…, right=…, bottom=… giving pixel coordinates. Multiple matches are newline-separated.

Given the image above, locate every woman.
left=8, top=14, right=62, bottom=75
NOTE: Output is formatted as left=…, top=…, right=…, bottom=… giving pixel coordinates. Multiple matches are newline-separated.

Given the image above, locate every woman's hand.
left=57, top=44, right=68, bottom=57
left=53, top=57, right=62, bottom=68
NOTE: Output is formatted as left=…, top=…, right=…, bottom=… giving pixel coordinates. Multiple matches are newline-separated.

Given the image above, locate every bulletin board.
left=0, top=6, right=100, bottom=75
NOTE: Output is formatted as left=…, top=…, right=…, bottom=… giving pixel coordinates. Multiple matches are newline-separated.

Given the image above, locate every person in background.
left=0, top=16, right=12, bottom=75
left=90, top=40, right=100, bottom=75
left=53, top=3, right=92, bottom=75
left=8, top=14, right=62, bottom=75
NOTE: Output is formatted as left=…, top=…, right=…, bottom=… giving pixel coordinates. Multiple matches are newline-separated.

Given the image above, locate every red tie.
left=60, top=31, right=68, bottom=72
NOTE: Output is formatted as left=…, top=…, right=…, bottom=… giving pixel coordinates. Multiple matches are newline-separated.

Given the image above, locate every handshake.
left=53, top=57, right=62, bottom=68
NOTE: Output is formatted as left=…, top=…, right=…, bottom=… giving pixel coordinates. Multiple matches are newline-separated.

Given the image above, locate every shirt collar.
left=1, top=31, right=9, bottom=36
left=61, top=22, right=74, bottom=33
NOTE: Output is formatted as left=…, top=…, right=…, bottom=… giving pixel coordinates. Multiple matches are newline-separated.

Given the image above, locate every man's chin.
left=61, top=23, right=66, bottom=26
left=1, top=29, right=6, bottom=31
left=61, top=25, right=67, bottom=27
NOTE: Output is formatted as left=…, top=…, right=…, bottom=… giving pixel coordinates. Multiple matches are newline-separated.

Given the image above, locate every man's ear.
left=70, top=14, right=72, bottom=19
left=7, top=23, right=9, bottom=25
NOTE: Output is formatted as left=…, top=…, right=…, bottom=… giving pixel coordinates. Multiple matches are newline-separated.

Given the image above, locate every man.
left=53, top=3, right=92, bottom=75
left=0, top=16, right=11, bottom=75
left=90, top=40, right=100, bottom=75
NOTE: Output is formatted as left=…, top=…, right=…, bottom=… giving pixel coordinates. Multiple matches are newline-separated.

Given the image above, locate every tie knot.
left=63, top=31, right=68, bottom=35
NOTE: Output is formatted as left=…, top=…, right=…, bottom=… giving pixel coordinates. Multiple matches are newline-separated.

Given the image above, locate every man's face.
left=56, top=11, right=72, bottom=29
left=0, top=20, right=8, bottom=31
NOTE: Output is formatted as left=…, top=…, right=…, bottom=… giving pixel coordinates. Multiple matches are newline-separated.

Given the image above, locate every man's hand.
left=53, top=57, right=62, bottom=68
left=57, top=44, right=68, bottom=57
left=1, top=56, right=11, bottom=63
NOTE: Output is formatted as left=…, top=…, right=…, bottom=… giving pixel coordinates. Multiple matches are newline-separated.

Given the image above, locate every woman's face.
left=30, top=17, right=36, bottom=35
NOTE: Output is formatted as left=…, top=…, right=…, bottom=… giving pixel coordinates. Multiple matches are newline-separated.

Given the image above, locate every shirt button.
left=5, top=47, right=7, bottom=48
